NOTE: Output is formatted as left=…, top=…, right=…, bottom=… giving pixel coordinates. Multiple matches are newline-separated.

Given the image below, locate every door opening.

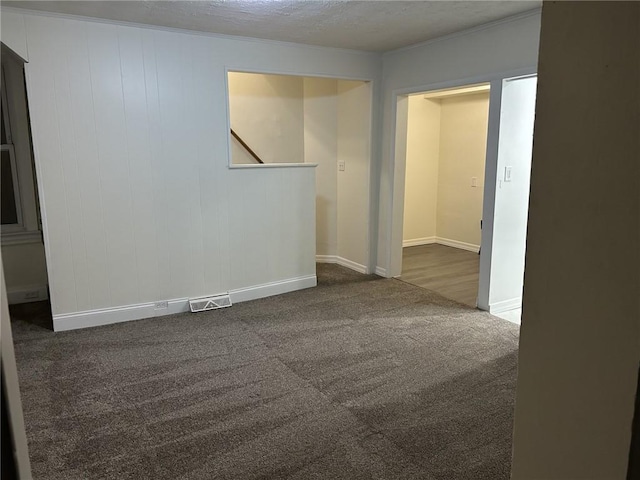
left=1, top=44, right=52, bottom=329
left=391, top=75, right=537, bottom=323
left=398, top=84, right=490, bottom=307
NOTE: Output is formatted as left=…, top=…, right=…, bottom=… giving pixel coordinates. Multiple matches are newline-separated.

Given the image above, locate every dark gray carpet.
left=11, top=264, right=520, bottom=480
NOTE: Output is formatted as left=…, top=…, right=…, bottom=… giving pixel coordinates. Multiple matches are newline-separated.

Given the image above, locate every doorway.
left=1, top=45, right=51, bottom=329
left=391, top=75, right=537, bottom=321
left=399, top=84, right=490, bottom=306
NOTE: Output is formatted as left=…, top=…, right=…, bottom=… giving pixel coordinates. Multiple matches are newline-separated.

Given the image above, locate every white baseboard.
left=489, top=297, right=522, bottom=314
left=229, top=274, right=317, bottom=303
left=53, top=297, right=190, bottom=332
left=402, top=236, right=436, bottom=247
left=374, top=266, right=387, bottom=277
left=7, top=285, right=48, bottom=305
left=316, top=255, right=337, bottom=264
left=434, top=237, right=480, bottom=253
left=315, top=255, right=368, bottom=274
left=53, top=274, right=317, bottom=332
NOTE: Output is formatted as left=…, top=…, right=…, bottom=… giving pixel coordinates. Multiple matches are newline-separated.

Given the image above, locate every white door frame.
left=386, top=66, right=536, bottom=310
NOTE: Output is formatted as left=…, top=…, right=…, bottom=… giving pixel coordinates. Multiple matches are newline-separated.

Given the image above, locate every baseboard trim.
left=229, top=274, right=317, bottom=303
left=434, top=237, right=480, bottom=253
left=489, top=297, right=522, bottom=314
left=7, top=285, right=49, bottom=305
left=316, top=255, right=337, bottom=264
left=315, top=255, right=368, bottom=274
left=53, top=297, right=190, bottom=332
left=53, top=274, right=317, bottom=332
left=402, top=236, right=436, bottom=247
left=374, top=266, right=387, bottom=277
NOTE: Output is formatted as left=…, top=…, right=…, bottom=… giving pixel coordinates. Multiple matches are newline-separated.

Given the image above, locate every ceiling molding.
left=383, top=7, right=542, bottom=57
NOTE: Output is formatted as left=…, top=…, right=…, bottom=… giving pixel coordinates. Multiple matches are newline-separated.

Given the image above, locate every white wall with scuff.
left=379, top=11, right=541, bottom=277
left=228, top=72, right=304, bottom=164
left=0, top=9, right=379, bottom=330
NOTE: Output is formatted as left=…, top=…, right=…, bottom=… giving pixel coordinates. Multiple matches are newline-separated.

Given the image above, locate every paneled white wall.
left=1, top=10, right=378, bottom=328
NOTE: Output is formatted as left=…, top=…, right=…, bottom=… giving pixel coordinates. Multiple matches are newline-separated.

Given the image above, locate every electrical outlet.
left=154, top=301, right=168, bottom=310
left=338, top=161, right=345, bottom=171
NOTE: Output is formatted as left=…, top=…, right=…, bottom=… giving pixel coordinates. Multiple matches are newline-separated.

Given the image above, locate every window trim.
left=1, top=144, right=24, bottom=232
left=1, top=58, right=41, bottom=245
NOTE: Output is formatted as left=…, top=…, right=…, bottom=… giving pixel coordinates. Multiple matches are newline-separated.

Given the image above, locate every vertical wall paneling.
left=24, top=16, right=76, bottom=314
left=5, top=10, right=378, bottom=327
left=118, top=27, right=160, bottom=303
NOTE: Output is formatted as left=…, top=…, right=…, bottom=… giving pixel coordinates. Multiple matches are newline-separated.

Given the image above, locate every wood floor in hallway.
left=401, top=243, right=480, bottom=307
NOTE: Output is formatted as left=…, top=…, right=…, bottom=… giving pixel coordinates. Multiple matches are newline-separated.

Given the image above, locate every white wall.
left=228, top=72, right=304, bottom=164
left=0, top=9, right=379, bottom=329
left=436, top=92, right=488, bottom=248
left=303, top=77, right=338, bottom=257
left=402, top=92, right=488, bottom=251
left=485, top=76, right=536, bottom=313
left=379, top=11, right=541, bottom=277
left=511, top=2, right=639, bottom=478
left=336, top=80, right=371, bottom=272
left=403, top=95, right=439, bottom=246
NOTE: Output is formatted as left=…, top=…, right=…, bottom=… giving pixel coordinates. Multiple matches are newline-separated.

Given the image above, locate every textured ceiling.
left=2, top=1, right=541, bottom=52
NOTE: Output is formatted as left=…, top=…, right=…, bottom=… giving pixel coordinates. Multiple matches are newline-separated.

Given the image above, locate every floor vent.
left=189, top=294, right=232, bottom=313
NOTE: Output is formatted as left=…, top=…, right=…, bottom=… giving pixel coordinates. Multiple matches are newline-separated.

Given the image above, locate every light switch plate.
left=504, top=166, right=513, bottom=182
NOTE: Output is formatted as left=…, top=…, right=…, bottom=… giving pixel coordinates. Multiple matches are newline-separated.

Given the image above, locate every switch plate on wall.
left=471, top=177, right=478, bottom=187
left=504, top=166, right=513, bottom=182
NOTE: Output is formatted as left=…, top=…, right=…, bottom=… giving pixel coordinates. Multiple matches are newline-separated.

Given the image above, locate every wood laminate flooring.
left=401, top=243, right=480, bottom=307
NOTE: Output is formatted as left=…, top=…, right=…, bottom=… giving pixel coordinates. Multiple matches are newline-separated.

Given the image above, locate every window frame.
left=1, top=144, right=24, bottom=232
left=0, top=61, right=41, bottom=245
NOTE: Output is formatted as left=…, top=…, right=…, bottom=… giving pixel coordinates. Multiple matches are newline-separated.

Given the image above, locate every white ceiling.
left=2, top=1, right=541, bottom=52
